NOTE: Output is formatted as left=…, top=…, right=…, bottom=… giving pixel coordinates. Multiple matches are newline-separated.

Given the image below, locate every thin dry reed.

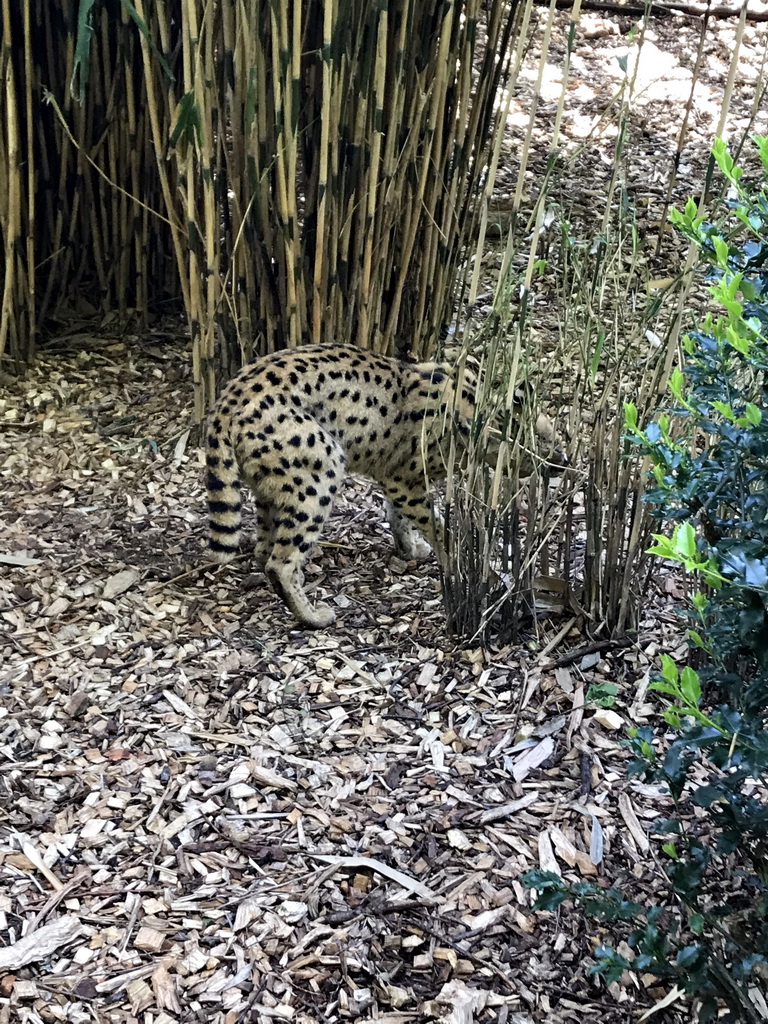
left=439, top=0, right=756, bottom=642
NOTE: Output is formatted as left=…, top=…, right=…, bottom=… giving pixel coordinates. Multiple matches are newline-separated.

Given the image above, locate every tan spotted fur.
left=206, top=344, right=557, bottom=628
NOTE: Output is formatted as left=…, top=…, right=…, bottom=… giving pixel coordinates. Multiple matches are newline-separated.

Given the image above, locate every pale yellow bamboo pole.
left=22, top=0, right=35, bottom=359
left=0, top=17, right=20, bottom=363
left=181, top=0, right=207, bottom=420
left=133, top=0, right=190, bottom=314
left=358, top=2, right=387, bottom=348
left=289, top=0, right=306, bottom=340
left=270, top=0, right=299, bottom=348
left=385, top=1, right=455, bottom=350
left=311, top=0, right=335, bottom=343
left=326, top=51, right=344, bottom=342
left=200, top=0, right=218, bottom=407
left=410, top=13, right=446, bottom=341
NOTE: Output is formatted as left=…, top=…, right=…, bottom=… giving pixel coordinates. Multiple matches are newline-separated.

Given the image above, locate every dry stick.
left=61, top=119, right=87, bottom=303
left=326, top=45, right=343, bottom=343
left=714, top=1, right=748, bottom=145
left=576, top=25, right=643, bottom=623
left=748, top=34, right=768, bottom=122
left=111, top=25, right=129, bottom=313
left=345, top=68, right=368, bottom=328
left=343, top=10, right=367, bottom=327
left=511, top=0, right=554, bottom=217
left=604, top=414, right=625, bottom=626
left=373, top=83, right=429, bottom=354
left=98, top=11, right=115, bottom=304
left=600, top=30, right=643, bottom=240
left=217, top=194, right=258, bottom=366
left=432, top=0, right=487, bottom=345
left=84, top=27, right=107, bottom=300
left=252, top=16, right=277, bottom=353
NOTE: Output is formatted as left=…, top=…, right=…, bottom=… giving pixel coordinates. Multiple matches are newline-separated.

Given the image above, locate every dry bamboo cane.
left=270, top=0, right=299, bottom=349
left=200, top=0, right=219, bottom=408
left=311, top=0, right=334, bottom=343
left=0, top=8, right=20, bottom=364
left=39, top=21, right=72, bottom=323
left=132, top=0, right=189, bottom=319
left=22, top=0, right=35, bottom=359
left=413, top=3, right=456, bottom=343
left=358, top=3, right=387, bottom=348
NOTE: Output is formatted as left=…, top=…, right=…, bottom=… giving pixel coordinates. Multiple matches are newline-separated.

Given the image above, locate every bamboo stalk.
left=22, top=0, right=35, bottom=360
left=0, top=1, right=20, bottom=364
left=311, top=0, right=335, bottom=343
left=358, top=3, right=387, bottom=347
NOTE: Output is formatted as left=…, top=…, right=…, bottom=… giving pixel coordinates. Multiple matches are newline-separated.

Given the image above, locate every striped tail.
left=206, top=413, right=242, bottom=563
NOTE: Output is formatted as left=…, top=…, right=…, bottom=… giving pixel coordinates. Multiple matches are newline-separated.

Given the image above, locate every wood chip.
left=0, top=917, right=86, bottom=970
left=618, top=793, right=651, bottom=853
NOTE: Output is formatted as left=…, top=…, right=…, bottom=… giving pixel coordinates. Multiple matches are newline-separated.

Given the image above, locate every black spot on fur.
left=210, top=539, right=238, bottom=554
left=206, top=473, right=227, bottom=492
left=209, top=496, right=241, bottom=514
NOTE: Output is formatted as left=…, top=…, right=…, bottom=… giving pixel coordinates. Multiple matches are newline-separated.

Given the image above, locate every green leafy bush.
left=524, top=138, right=768, bottom=1023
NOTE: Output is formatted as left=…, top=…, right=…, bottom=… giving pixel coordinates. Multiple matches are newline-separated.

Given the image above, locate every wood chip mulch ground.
left=3, top=8, right=767, bottom=1023
left=0, top=332, right=686, bottom=1024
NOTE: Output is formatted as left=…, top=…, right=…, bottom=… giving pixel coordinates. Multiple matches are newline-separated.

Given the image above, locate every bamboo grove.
left=2, top=0, right=756, bottom=640
left=0, top=0, right=522, bottom=418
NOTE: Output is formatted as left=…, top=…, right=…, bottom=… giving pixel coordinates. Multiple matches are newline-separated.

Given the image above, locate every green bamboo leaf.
left=119, top=0, right=174, bottom=82
left=71, top=0, right=100, bottom=102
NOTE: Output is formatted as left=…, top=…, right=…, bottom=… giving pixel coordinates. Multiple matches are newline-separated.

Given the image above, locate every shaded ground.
left=1, top=8, right=767, bottom=1024
left=0, top=336, right=677, bottom=1024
